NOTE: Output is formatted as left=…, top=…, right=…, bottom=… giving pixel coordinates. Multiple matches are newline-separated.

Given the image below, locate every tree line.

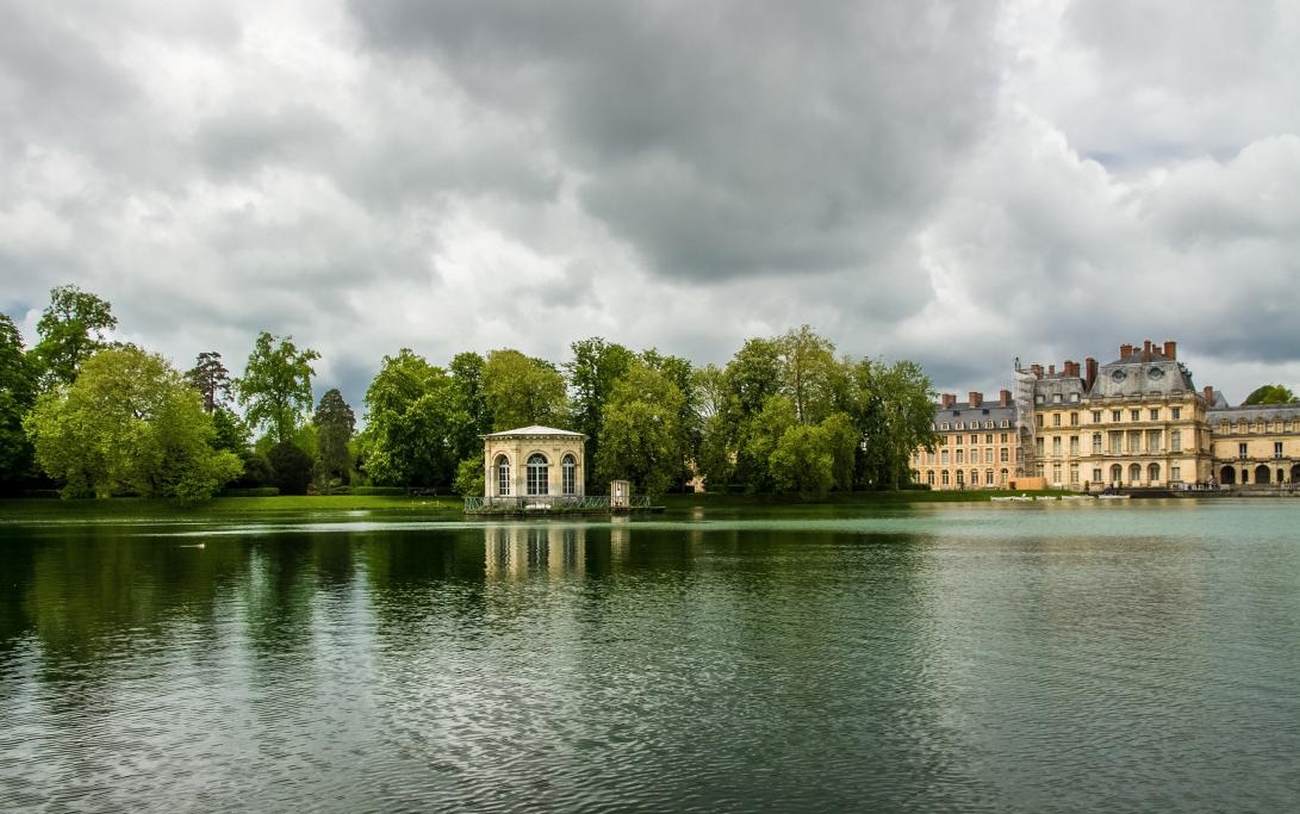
left=1, top=285, right=940, bottom=502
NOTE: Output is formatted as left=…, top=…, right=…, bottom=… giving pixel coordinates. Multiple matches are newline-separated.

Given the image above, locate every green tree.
left=453, top=456, right=484, bottom=496
left=24, top=346, right=241, bottom=501
left=1, top=315, right=38, bottom=485
left=187, top=351, right=233, bottom=412
left=769, top=423, right=836, bottom=497
left=268, top=441, right=313, bottom=495
left=313, top=388, right=356, bottom=486
left=29, top=284, right=117, bottom=388
left=565, top=338, right=636, bottom=488
left=738, top=395, right=798, bottom=492
left=211, top=407, right=250, bottom=454
left=483, top=349, right=568, bottom=430
left=1243, top=384, right=1297, bottom=405
left=777, top=325, right=842, bottom=424
left=594, top=361, right=686, bottom=496
left=235, top=332, right=319, bottom=444
left=724, top=337, right=784, bottom=418
left=847, top=358, right=937, bottom=489
left=449, top=351, right=492, bottom=462
left=363, top=349, right=465, bottom=487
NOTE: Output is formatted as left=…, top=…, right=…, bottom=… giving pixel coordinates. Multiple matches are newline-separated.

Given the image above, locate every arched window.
left=999, top=468, right=1008, bottom=483
left=495, top=455, right=511, bottom=496
left=1110, top=464, right=1123, bottom=484
left=1147, top=463, right=1160, bottom=484
left=561, top=454, right=577, bottom=495
left=927, top=471, right=935, bottom=485
left=1129, top=463, right=1142, bottom=483
left=526, top=453, right=549, bottom=495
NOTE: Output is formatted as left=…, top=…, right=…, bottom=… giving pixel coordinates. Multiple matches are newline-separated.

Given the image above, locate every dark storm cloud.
left=349, top=0, right=1002, bottom=280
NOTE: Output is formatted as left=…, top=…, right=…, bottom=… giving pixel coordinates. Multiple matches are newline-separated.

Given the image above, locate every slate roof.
left=482, top=425, right=586, bottom=438
left=1089, top=355, right=1195, bottom=398
left=1207, top=404, right=1300, bottom=423
left=932, top=402, right=1018, bottom=427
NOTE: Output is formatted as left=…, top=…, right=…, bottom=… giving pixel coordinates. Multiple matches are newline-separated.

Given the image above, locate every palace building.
left=913, top=339, right=1300, bottom=491
left=482, top=426, right=586, bottom=504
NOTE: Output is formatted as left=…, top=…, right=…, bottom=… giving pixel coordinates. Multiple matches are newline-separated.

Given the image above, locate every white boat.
left=1097, top=494, right=1131, bottom=500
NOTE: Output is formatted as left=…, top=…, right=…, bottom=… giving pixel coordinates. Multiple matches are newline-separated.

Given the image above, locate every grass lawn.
left=0, top=488, right=1075, bottom=520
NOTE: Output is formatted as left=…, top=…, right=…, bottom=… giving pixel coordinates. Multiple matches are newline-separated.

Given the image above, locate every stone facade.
left=916, top=338, right=1299, bottom=491
left=482, top=426, right=586, bottom=500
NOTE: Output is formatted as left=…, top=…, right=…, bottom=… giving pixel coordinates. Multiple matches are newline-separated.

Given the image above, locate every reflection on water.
left=1, top=502, right=1299, bottom=812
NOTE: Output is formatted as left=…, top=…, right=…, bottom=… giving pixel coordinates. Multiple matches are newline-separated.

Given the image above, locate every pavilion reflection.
left=483, top=524, right=592, bottom=580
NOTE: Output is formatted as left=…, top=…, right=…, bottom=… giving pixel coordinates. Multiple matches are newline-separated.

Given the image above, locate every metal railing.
left=464, top=494, right=651, bottom=513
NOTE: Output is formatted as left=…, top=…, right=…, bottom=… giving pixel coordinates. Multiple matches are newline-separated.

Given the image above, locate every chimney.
left=1048, top=364, right=1056, bottom=377
left=969, top=391, right=983, bottom=407
left=1163, top=340, right=1177, bottom=360
left=1143, top=339, right=1153, bottom=361
left=1120, top=343, right=1133, bottom=359
left=1063, top=360, right=1078, bottom=378
left=1031, top=364, right=1044, bottom=379
left=1202, top=385, right=1215, bottom=404
left=1085, top=358, right=1098, bottom=390
left=999, top=389, right=1011, bottom=407
left=941, top=393, right=956, bottom=408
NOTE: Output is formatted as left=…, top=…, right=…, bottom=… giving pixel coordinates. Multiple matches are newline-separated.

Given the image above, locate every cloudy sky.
left=3, top=0, right=1298, bottom=409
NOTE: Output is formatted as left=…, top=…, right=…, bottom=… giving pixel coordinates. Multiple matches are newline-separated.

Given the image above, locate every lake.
left=1, top=500, right=1298, bottom=812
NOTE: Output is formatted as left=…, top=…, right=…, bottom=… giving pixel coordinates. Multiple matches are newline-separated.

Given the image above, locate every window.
left=1092, top=432, right=1102, bottom=452
left=1172, top=407, right=1181, bottom=420
left=1150, top=408, right=1160, bottom=421
left=1071, top=393, right=1080, bottom=402
left=1109, top=432, right=1123, bottom=454
left=1053, top=393, right=1062, bottom=404
left=985, top=469, right=994, bottom=485
left=1035, top=438, right=1044, bottom=457
left=941, top=450, right=949, bottom=465
left=1130, top=409, right=1140, bottom=421
left=1053, top=436, right=1062, bottom=456
left=984, top=449, right=993, bottom=464
left=1169, top=430, right=1180, bottom=451
left=927, top=452, right=935, bottom=465
left=562, top=454, right=577, bottom=495
left=1052, top=413, right=1061, bottom=427
left=1147, top=430, right=1162, bottom=452
left=927, top=471, right=935, bottom=485
left=1070, top=464, right=1079, bottom=484
left=1070, top=412, right=1079, bottom=426
left=970, top=434, right=979, bottom=445
left=1035, top=394, right=1045, bottom=404
left=1000, top=468, right=1009, bottom=483
left=985, top=434, right=993, bottom=444
left=495, top=455, right=511, bottom=496
left=1052, top=464, right=1062, bottom=483
left=1238, top=442, right=1247, bottom=459
left=956, top=450, right=964, bottom=464
left=985, top=421, right=994, bottom=429
left=1036, top=414, right=1044, bottom=428
left=940, top=422, right=949, bottom=430
left=956, top=470, right=965, bottom=485
left=1000, top=448, right=1009, bottom=462
left=1092, top=468, right=1102, bottom=483
left=526, top=453, right=549, bottom=495
left=970, top=469, right=979, bottom=485
left=942, top=471, right=950, bottom=485
left=1000, top=420, right=1009, bottom=428
left=1112, top=410, right=1122, bottom=422
left=956, top=422, right=964, bottom=430
left=1000, top=432, right=1008, bottom=443
left=1070, top=436, right=1080, bottom=455
left=1091, top=410, right=1102, bottom=423
left=1275, top=442, right=1284, bottom=459
left=1171, top=465, right=1181, bottom=481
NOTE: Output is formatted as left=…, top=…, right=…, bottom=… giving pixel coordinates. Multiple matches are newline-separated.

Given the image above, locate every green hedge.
left=220, top=487, right=281, bottom=497
left=349, top=486, right=408, bottom=496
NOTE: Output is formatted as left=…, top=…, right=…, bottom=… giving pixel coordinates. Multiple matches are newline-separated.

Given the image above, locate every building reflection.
left=483, top=524, right=591, bottom=580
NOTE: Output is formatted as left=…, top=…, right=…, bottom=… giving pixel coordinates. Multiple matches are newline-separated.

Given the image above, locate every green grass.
left=0, top=488, right=1077, bottom=521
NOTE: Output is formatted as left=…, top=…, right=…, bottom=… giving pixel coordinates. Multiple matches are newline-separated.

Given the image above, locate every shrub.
left=220, top=487, right=281, bottom=497
left=349, top=486, right=407, bottom=496
left=234, top=451, right=274, bottom=488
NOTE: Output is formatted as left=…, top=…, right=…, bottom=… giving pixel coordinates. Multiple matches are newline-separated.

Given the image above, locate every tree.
left=211, top=407, right=250, bottom=454
left=24, top=346, right=241, bottom=501
left=187, top=351, right=233, bottom=412
left=235, top=332, right=319, bottom=444
left=449, top=351, right=492, bottom=462
left=362, top=349, right=465, bottom=487
left=846, top=358, right=937, bottom=489
left=483, top=349, right=568, bottom=430
left=313, top=388, right=355, bottom=485
left=738, top=395, right=798, bottom=492
left=453, top=456, right=484, bottom=496
left=777, top=325, right=842, bottom=424
left=1, top=315, right=37, bottom=485
left=769, top=423, right=836, bottom=498
left=594, top=361, right=686, bottom=496
left=724, top=337, right=784, bottom=418
left=29, top=284, right=117, bottom=389
left=268, top=441, right=313, bottom=495
left=1243, top=384, right=1297, bottom=405
left=565, top=338, right=636, bottom=487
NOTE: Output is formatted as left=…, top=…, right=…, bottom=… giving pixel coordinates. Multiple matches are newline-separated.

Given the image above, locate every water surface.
left=1, top=500, right=1297, bottom=812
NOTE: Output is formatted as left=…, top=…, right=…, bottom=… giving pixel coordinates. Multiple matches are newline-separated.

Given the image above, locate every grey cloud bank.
left=2, top=0, right=1298, bottom=410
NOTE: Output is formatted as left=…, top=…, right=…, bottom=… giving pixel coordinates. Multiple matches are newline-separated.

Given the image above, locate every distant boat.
left=991, top=495, right=1034, bottom=502
left=1097, top=494, right=1131, bottom=500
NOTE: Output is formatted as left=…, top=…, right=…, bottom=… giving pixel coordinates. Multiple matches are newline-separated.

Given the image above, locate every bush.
left=220, top=487, right=281, bottom=497
left=234, top=451, right=275, bottom=488
left=349, top=486, right=407, bottom=496
left=268, top=441, right=313, bottom=495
